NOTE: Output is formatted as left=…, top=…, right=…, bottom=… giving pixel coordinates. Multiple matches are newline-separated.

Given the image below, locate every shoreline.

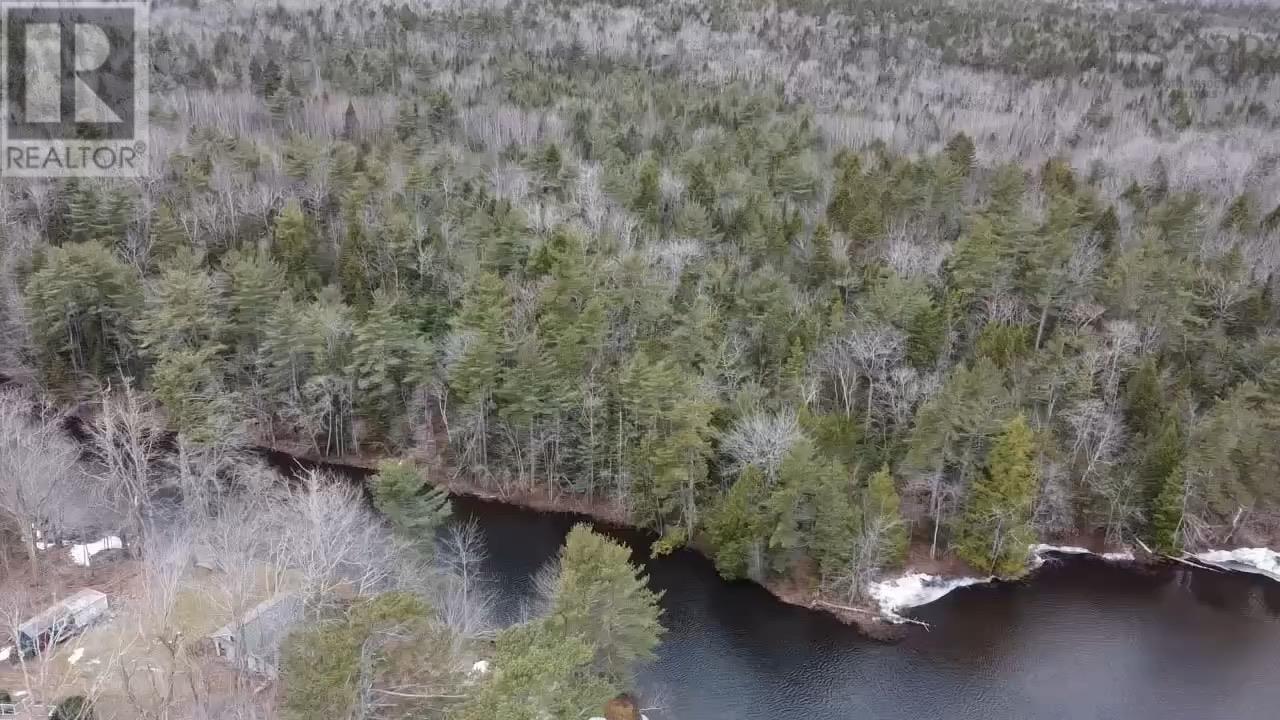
left=254, top=442, right=909, bottom=632
left=256, top=443, right=1262, bottom=637
left=19, top=378, right=1276, bottom=636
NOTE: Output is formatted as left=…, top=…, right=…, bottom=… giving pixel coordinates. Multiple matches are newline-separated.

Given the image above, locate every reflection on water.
left=455, top=497, right=1280, bottom=720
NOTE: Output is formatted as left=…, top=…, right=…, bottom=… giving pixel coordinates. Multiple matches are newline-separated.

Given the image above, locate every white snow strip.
left=1100, top=551, right=1136, bottom=562
left=67, top=648, right=84, bottom=665
left=69, top=536, right=123, bottom=566
left=1030, top=544, right=1136, bottom=568
left=868, top=572, right=991, bottom=622
left=1032, top=543, right=1092, bottom=555
left=1192, top=547, right=1280, bottom=582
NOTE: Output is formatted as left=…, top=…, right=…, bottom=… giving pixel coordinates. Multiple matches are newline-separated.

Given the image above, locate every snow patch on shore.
left=868, top=572, right=992, bottom=622
left=35, top=532, right=125, bottom=565
left=1100, top=551, right=1137, bottom=561
left=1030, top=544, right=1135, bottom=568
left=69, top=536, right=122, bottom=566
left=1192, top=547, right=1280, bottom=582
left=864, top=544, right=1273, bottom=625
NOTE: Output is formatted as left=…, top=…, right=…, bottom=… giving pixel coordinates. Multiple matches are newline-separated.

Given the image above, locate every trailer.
left=15, top=590, right=108, bottom=659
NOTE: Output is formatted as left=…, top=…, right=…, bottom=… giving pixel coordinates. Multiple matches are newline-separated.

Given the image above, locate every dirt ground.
left=0, top=546, right=137, bottom=716
left=0, top=544, right=277, bottom=719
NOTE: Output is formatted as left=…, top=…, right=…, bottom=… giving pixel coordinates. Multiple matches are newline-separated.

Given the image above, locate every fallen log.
left=812, top=599, right=932, bottom=630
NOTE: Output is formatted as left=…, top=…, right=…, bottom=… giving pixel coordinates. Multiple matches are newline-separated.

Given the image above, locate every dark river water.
left=453, top=496, right=1280, bottom=720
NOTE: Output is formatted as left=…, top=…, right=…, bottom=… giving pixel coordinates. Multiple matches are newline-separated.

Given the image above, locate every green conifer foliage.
left=956, top=415, right=1038, bottom=575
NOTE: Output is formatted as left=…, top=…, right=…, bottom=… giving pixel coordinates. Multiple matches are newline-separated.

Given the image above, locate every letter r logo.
left=1, top=1, right=148, bottom=177
left=23, top=21, right=122, bottom=124
left=3, top=2, right=142, bottom=140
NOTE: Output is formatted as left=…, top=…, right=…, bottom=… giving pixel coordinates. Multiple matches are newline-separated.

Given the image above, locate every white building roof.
left=18, top=589, right=107, bottom=637
left=209, top=594, right=302, bottom=657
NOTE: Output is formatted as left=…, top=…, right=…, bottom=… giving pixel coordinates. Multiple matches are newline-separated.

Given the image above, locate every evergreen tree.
left=904, top=359, right=1013, bottom=555
left=281, top=593, right=437, bottom=720
left=137, top=251, right=225, bottom=359
left=1150, top=463, right=1185, bottom=553
left=458, top=622, right=615, bottom=720
left=807, top=223, right=836, bottom=288
left=371, top=460, right=451, bottom=558
left=273, top=199, right=319, bottom=290
left=618, top=353, right=715, bottom=543
left=863, top=464, right=908, bottom=567
left=350, top=290, right=423, bottom=434
left=222, top=248, right=285, bottom=355
left=905, top=301, right=946, bottom=368
left=543, top=525, right=664, bottom=683
left=148, top=205, right=186, bottom=263
left=812, top=466, right=860, bottom=585
left=763, top=439, right=846, bottom=571
left=25, top=242, right=142, bottom=381
left=705, top=466, right=767, bottom=580
left=67, top=181, right=99, bottom=243
left=450, top=272, right=511, bottom=408
left=631, top=158, right=662, bottom=226
left=944, top=132, right=976, bottom=175
left=1140, top=415, right=1183, bottom=506
left=956, top=415, right=1038, bottom=575
left=151, top=346, right=234, bottom=444
left=1124, top=358, right=1166, bottom=437
left=50, top=697, right=95, bottom=720
left=1222, top=193, right=1252, bottom=232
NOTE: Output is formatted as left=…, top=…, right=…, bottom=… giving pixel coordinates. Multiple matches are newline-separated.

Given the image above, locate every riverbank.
left=32, top=386, right=1275, bottom=638
left=255, top=441, right=921, bottom=633
left=255, top=442, right=1194, bottom=636
left=10, top=367, right=1270, bottom=637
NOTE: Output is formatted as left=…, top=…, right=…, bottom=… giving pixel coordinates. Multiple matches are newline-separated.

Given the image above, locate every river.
left=257, top=451, right=1280, bottom=720
left=455, top=496, right=1280, bottom=720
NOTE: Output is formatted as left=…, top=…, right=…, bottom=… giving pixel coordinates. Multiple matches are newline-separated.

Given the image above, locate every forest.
left=1, top=0, right=1279, bottom=716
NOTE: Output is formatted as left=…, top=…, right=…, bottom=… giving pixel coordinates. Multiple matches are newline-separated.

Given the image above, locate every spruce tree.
left=137, top=251, right=226, bottom=359
left=944, top=132, right=976, bottom=175
left=222, top=248, right=285, bottom=354
left=25, top=242, right=142, bottom=381
left=371, top=460, right=451, bottom=558
left=450, top=272, right=511, bottom=408
left=458, top=622, right=614, bottom=720
left=149, top=205, right=186, bottom=263
left=1150, top=463, right=1185, bottom=554
left=350, top=290, right=422, bottom=436
left=864, top=465, right=908, bottom=567
left=957, top=415, right=1038, bottom=575
left=273, top=198, right=318, bottom=290
left=543, top=524, right=664, bottom=684
left=706, top=467, right=767, bottom=580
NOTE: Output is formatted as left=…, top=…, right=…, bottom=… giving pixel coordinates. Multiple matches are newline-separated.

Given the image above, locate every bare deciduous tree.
left=114, top=531, right=203, bottom=720
left=721, top=409, right=803, bottom=483
left=86, top=383, right=165, bottom=557
left=827, top=510, right=909, bottom=605
left=435, top=519, right=493, bottom=641
left=0, top=390, right=79, bottom=573
left=273, top=469, right=396, bottom=615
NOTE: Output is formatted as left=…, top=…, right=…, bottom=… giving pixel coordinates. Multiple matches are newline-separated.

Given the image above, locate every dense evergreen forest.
left=4, top=0, right=1280, bottom=610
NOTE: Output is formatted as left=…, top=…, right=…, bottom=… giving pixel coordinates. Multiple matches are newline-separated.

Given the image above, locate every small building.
left=208, top=594, right=302, bottom=678
left=15, top=590, right=108, bottom=658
